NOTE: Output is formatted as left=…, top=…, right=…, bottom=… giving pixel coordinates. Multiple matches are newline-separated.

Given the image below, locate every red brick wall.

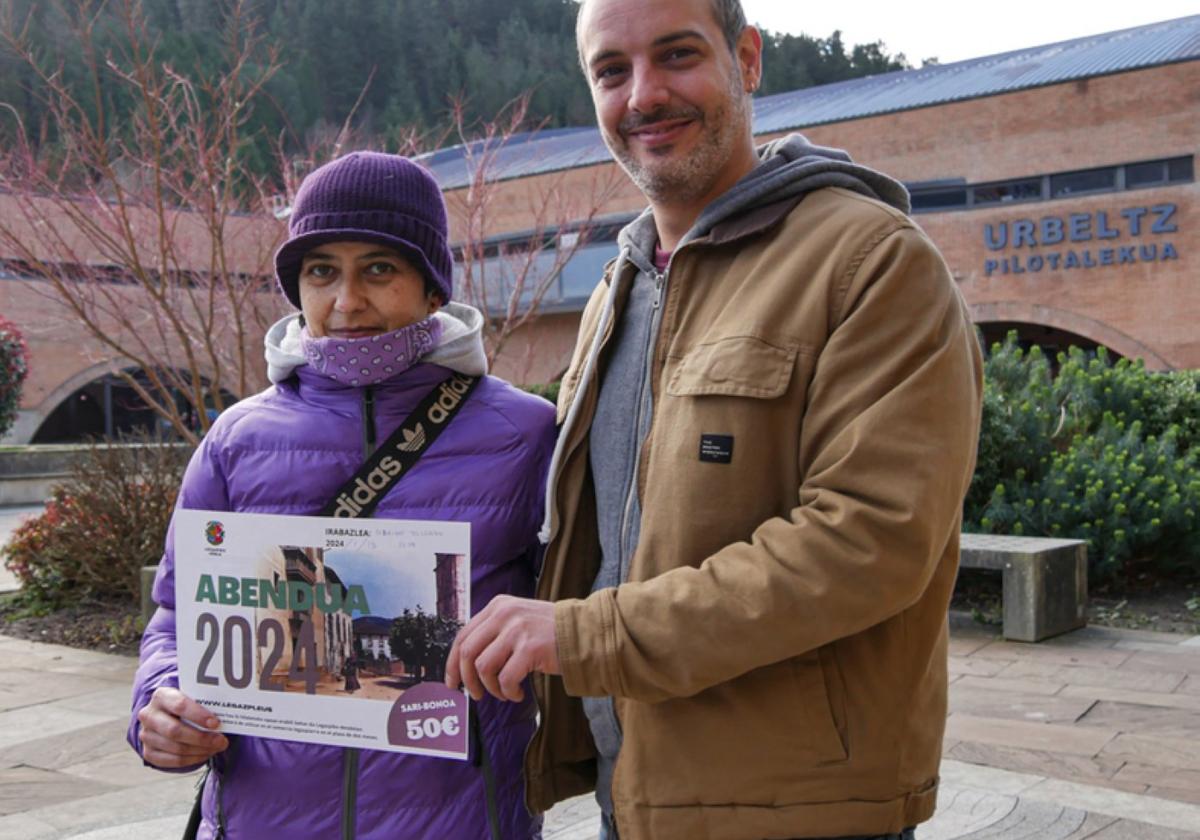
left=457, top=61, right=1200, bottom=373
left=5, top=61, right=1197, bottom=441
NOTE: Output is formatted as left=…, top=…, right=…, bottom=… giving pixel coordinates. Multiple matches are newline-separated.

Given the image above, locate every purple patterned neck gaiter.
left=301, top=316, right=442, bottom=387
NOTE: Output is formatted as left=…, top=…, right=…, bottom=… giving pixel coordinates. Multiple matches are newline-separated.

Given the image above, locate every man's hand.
left=137, top=687, right=229, bottom=769
left=445, top=595, right=560, bottom=702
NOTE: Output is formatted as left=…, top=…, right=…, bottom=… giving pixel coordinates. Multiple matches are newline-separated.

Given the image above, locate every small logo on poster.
left=205, top=521, right=225, bottom=546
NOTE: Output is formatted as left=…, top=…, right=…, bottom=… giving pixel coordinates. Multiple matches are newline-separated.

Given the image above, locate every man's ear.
left=737, top=25, right=764, bottom=93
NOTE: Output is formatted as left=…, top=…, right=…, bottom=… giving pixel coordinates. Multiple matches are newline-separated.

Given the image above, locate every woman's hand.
left=137, top=687, right=230, bottom=769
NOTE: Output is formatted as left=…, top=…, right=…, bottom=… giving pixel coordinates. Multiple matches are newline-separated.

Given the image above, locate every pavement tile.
left=1076, top=701, right=1200, bottom=738
left=940, top=758, right=1052, bottom=795
left=1119, top=651, right=1200, bottom=677
left=921, top=786, right=1021, bottom=839
left=1083, top=819, right=1200, bottom=838
left=949, top=635, right=993, bottom=657
left=1100, top=733, right=1200, bottom=772
left=1115, top=763, right=1200, bottom=795
left=49, top=685, right=135, bottom=718
left=972, top=641, right=1134, bottom=669
left=0, top=719, right=130, bottom=772
left=949, top=685, right=1095, bottom=724
left=60, top=748, right=167, bottom=788
left=933, top=796, right=1087, bottom=839
left=947, top=741, right=1125, bottom=783
left=58, top=814, right=189, bottom=840
left=1149, top=787, right=1200, bottom=806
left=948, top=656, right=1010, bottom=677
left=0, top=766, right=119, bottom=817
left=13, top=773, right=198, bottom=834
left=1179, top=676, right=1200, bottom=695
left=1059, top=812, right=1120, bottom=839
left=1023, top=778, right=1200, bottom=834
left=954, top=674, right=1067, bottom=696
left=1113, top=640, right=1198, bottom=654
left=0, top=671, right=132, bottom=713
left=0, top=812, right=60, bottom=840
left=1000, top=660, right=1188, bottom=693
left=0, top=640, right=128, bottom=667
left=945, top=713, right=1118, bottom=757
left=0, top=703, right=114, bottom=751
left=1059, top=684, right=1200, bottom=713
left=1094, top=628, right=1199, bottom=645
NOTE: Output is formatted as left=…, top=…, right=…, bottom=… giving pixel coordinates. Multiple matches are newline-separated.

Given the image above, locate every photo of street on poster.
left=174, top=509, right=471, bottom=760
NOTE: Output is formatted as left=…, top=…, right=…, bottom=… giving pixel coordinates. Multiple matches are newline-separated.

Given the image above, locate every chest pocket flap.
left=667, top=335, right=800, bottom=399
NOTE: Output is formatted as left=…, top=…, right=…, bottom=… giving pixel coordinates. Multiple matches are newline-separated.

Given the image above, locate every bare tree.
left=0, top=2, right=619, bottom=449
left=444, top=94, right=623, bottom=374
left=0, top=0, right=287, bottom=445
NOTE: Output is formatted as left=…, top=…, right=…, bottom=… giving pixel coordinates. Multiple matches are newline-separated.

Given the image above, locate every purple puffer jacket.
left=129, top=311, right=555, bottom=840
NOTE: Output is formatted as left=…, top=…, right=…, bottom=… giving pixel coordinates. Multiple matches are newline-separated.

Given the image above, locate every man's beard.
left=607, top=78, right=750, bottom=205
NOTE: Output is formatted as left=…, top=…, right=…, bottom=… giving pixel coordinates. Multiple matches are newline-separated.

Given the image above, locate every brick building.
left=2, top=15, right=1195, bottom=443
left=425, top=14, right=1198, bottom=385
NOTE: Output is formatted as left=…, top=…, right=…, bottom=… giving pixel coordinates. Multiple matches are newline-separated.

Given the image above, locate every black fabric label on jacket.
left=699, top=434, right=734, bottom=464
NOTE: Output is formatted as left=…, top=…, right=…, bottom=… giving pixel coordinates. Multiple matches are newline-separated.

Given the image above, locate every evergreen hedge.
left=966, top=333, right=1200, bottom=585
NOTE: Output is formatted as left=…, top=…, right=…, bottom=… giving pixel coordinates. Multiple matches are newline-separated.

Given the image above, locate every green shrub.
left=0, top=318, right=28, bottom=439
left=967, top=333, right=1200, bottom=586
left=1, top=433, right=192, bottom=605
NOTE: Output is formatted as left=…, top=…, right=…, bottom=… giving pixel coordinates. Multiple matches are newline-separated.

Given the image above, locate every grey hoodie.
left=264, top=301, right=490, bottom=383
left=581, top=133, right=909, bottom=815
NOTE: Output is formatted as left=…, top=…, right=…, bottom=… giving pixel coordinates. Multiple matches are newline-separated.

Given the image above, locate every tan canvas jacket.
left=525, top=186, right=984, bottom=839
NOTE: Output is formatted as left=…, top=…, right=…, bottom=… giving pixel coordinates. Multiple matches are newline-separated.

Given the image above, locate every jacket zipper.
left=340, top=385, right=374, bottom=839
left=342, top=748, right=360, bottom=839
left=617, top=267, right=667, bottom=581
left=537, top=258, right=624, bottom=550
left=362, top=386, right=377, bottom=454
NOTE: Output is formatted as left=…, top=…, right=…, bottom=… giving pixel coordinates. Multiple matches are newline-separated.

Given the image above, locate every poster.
left=174, top=509, right=470, bottom=760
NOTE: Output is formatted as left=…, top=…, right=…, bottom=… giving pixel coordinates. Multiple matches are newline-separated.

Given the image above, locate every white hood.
left=264, top=302, right=490, bottom=384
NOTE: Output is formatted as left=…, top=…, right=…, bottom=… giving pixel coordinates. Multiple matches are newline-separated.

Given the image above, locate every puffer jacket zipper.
left=342, top=748, right=360, bottom=840
left=340, top=385, right=375, bottom=840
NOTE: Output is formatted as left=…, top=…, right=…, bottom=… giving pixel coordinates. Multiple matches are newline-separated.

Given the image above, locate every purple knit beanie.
left=274, top=152, right=453, bottom=309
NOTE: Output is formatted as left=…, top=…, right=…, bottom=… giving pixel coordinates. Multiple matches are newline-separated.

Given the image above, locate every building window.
left=1166, top=156, right=1194, bottom=184
left=1126, top=160, right=1168, bottom=188
left=909, top=155, right=1192, bottom=215
left=973, top=178, right=1043, bottom=206
left=1050, top=167, right=1117, bottom=197
left=911, top=188, right=968, bottom=211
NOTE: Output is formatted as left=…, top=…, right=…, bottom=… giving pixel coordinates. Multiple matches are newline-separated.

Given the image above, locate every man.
left=446, top=0, right=983, bottom=837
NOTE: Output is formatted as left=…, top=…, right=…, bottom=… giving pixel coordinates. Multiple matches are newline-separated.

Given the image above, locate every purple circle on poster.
left=387, top=682, right=468, bottom=756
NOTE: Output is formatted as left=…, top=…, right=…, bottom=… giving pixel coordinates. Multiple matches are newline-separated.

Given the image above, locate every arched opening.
left=968, top=302, right=1173, bottom=370
left=976, top=321, right=1120, bottom=361
left=31, top=369, right=237, bottom=443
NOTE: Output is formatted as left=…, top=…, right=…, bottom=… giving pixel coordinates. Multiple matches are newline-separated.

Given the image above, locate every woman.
left=342, top=657, right=361, bottom=694
left=128, top=152, right=554, bottom=839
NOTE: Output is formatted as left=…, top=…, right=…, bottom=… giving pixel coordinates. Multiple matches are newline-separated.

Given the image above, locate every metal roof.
left=420, top=14, right=1200, bottom=190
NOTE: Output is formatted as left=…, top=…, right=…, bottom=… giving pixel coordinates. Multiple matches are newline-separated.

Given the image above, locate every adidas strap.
left=318, top=373, right=481, bottom=519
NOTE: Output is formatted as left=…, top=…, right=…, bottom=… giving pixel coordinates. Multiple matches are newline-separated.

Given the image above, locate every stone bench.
left=959, top=533, right=1088, bottom=642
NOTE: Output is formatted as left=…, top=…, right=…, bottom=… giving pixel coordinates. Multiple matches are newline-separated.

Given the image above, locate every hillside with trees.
left=0, top=0, right=910, bottom=166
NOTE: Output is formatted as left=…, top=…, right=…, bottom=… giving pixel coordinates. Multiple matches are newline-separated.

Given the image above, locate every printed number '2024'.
left=195, top=612, right=319, bottom=694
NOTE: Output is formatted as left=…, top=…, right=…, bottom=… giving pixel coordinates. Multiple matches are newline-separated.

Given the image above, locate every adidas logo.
left=397, top=423, right=426, bottom=452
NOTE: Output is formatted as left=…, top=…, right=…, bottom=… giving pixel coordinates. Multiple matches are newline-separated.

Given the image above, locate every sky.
left=739, top=1, right=1198, bottom=66
left=325, top=550, right=438, bottom=619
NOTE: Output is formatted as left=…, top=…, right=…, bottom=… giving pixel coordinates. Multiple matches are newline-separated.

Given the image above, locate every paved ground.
left=2, top=506, right=1200, bottom=838
left=1, top=620, right=1199, bottom=839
